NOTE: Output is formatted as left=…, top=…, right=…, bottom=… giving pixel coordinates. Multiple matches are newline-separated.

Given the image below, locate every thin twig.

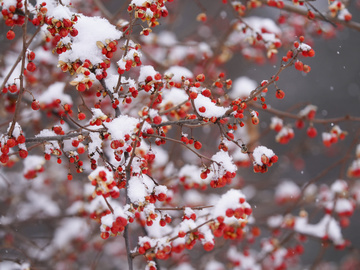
left=99, top=78, right=121, bottom=117
left=258, top=0, right=360, bottom=32
left=145, top=133, right=217, bottom=164
left=0, top=27, right=41, bottom=92
left=8, top=0, right=29, bottom=137
left=251, top=103, right=360, bottom=124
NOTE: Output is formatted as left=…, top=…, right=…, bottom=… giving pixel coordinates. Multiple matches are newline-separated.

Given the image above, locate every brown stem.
left=155, top=205, right=214, bottom=211
left=251, top=103, right=360, bottom=123
left=258, top=0, right=360, bottom=32
left=8, top=1, right=29, bottom=137
left=99, top=78, right=121, bottom=117
left=0, top=27, right=41, bottom=92
left=102, top=195, right=114, bottom=214
left=153, top=118, right=208, bottom=128
left=25, top=131, right=90, bottom=144
left=145, top=133, right=217, bottom=164
left=115, top=12, right=136, bottom=93
left=310, top=243, right=328, bottom=270
left=158, top=100, right=188, bottom=115
left=124, top=152, right=133, bottom=270
left=304, top=0, right=337, bottom=27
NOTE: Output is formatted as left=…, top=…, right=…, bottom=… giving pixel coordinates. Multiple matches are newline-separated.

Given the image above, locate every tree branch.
left=258, top=0, right=360, bottom=32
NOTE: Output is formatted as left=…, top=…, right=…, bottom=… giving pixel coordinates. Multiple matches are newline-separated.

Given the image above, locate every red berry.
left=153, top=116, right=162, bottom=125
left=77, top=83, right=86, bottom=92
left=59, top=28, right=69, bottom=37
left=276, top=89, right=285, bottom=99
left=32, top=18, right=40, bottom=26
left=159, top=219, right=166, bottom=227
left=294, top=61, right=303, bottom=71
left=17, top=135, right=26, bottom=144
left=198, top=106, right=206, bottom=113
left=307, top=126, right=317, bottom=138
left=70, top=28, right=78, bottom=37
left=31, top=100, right=40, bottom=110
left=244, top=208, right=252, bottom=215
left=27, top=51, right=36, bottom=61
left=295, top=119, right=304, bottom=129
left=6, top=30, right=15, bottom=40
left=9, top=84, right=18, bottom=93
left=344, top=13, right=352, bottom=22
left=78, top=112, right=86, bottom=120
left=194, top=141, right=202, bottom=149
left=100, top=232, right=109, bottom=239
left=19, top=149, right=28, bottom=159
left=7, top=138, right=16, bottom=148
left=307, top=49, right=315, bottom=57
left=196, top=74, right=205, bottom=82
left=203, top=242, right=214, bottom=251
left=189, top=91, right=198, bottom=99
left=154, top=73, right=161, bottom=80
left=270, top=155, right=278, bottom=163
left=226, top=208, right=234, bottom=217
left=201, top=89, right=211, bottom=97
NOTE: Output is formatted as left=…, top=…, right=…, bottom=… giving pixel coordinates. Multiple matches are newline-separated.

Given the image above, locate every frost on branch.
left=59, top=15, right=122, bottom=64
left=129, top=175, right=168, bottom=204
left=194, top=93, right=229, bottom=119
left=295, top=214, right=346, bottom=248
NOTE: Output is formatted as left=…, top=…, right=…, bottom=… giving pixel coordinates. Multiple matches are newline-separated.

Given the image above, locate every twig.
left=310, top=243, right=327, bottom=270
left=124, top=152, right=134, bottom=270
left=258, top=0, right=360, bottom=32
left=92, top=0, right=112, bottom=19
left=102, top=195, right=114, bottom=214
left=145, top=133, right=217, bottom=164
left=0, top=27, right=41, bottom=92
left=99, top=78, right=121, bottom=117
left=251, top=103, right=360, bottom=124
left=304, top=0, right=337, bottom=28
left=8, top=0, right=29, bottom=137
left=155, top=205, right=214, bottom=211
left=115, top=11, right=136, bottom=93
left=25, top=131, right=91, bottom=144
